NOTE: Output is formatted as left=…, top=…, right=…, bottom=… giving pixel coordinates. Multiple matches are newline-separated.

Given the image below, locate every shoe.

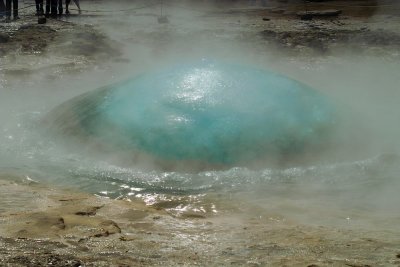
left=5, top=16, right=11, bottom=23
left=13, top=16, right=20, bottom=20
left=66, top=10, right=70, bottom=15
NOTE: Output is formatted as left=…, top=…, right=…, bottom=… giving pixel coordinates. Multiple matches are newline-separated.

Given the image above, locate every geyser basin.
left=49, top=61, right=335, bottom=168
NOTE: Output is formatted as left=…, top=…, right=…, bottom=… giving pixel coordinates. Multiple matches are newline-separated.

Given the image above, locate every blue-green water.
left=48, top=61, right=335, bottom=167
left=1, top=57, right=400, bottom=229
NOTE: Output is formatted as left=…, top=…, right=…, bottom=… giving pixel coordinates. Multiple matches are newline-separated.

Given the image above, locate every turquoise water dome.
left=51, top=61, right=335, bottom=166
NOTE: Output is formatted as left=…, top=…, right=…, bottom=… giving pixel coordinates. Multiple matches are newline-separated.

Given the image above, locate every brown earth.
left=1, top=177, right=400, bottom=266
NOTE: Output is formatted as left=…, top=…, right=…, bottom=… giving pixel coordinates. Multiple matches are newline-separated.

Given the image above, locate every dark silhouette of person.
left=45, top=0, right=62, bottom=17
left=35, top=0, right=44, bottom=15
left=0, top=0, right=5, bottom=18
left=5, top=0, right=19, bottom=22
left=56, top=0, right=63, bottom=15
left=45, top=0, right=52, bottom=16
left=66, top=0, right=81, bottom=15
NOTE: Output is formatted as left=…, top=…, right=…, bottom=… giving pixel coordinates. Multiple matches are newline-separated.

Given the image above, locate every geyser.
left=48, top=61, right=335, bottom=167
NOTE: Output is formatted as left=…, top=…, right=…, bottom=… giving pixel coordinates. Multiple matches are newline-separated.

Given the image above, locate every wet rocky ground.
left=1, top=1, right=400, bottom=64
left=0, top=15, right=122, bottom=84
left=1, top=0, right=400, bottom=266
left=0, top=17, right=120, bottom=58
left=1, top=177, right=400, bottom=267
left=258, top=21, right=400, bottom=55
left=229, top=9, right=400, bottom=57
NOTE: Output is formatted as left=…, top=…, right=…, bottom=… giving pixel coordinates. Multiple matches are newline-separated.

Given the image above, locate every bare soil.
left=1, top=177, right=400, bottom=266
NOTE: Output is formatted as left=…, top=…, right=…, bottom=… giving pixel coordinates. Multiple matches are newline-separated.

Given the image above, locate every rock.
left=297, top=9, right=342, bottom=18
left=13, top=213, right=66, bottom=239
left=75, top=205, right=103, bottom=216
left=179, top=212, right=206, bottom=219
left=0, top=33, right=9, bottom=43
left=8, top=255, right=82, bottom=267
left=32, top=213, right=66, bottom=230
left=99, top=220, right=121, bottom=234
left=92, top=231, right=109, bottom=238
left=120, top=235, right=136, bottom=241
left=38, top=17, right=47, bottom=24
left=90, top=220, right=121, bottom=238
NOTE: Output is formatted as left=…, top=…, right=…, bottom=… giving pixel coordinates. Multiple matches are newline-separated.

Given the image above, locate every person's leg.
left=45, top=0, right=50, bottom=16
left=65, top=0, right=70, bottom=14
left=37, top=0, right=43, bottom=14
left=5, top=0, right=10, bottom=20
left=73, top=0, right=80, bottom=14
left=51, top=0, right=57, bottom=17
left=35, top=0, right=39, bottom=13
left=58, top=0, right=62, bottom=15
left=12, top=0, right=18, bottom=19
left=0, top=0, right=5, bottom=18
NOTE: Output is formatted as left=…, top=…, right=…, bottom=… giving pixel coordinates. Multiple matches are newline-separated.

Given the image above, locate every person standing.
left=0, top=0, right=5, bottom=18
left=46, top=0, right=54, bottom=17
left=46, top=0, right=61, bottom=17
left=5, top=0, right=19, bottom=22
left=56, top=0, right=63, bottom=15
left=35, top=0, right=43, bottom=15
left=50, top=0, right=57, bottom=16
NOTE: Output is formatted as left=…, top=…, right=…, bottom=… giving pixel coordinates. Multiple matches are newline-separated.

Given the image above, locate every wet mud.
left=1, top=177, right=400, bottom=267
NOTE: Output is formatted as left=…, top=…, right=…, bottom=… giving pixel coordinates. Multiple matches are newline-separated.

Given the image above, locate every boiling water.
left=1, top=1, right=400, bottom=232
